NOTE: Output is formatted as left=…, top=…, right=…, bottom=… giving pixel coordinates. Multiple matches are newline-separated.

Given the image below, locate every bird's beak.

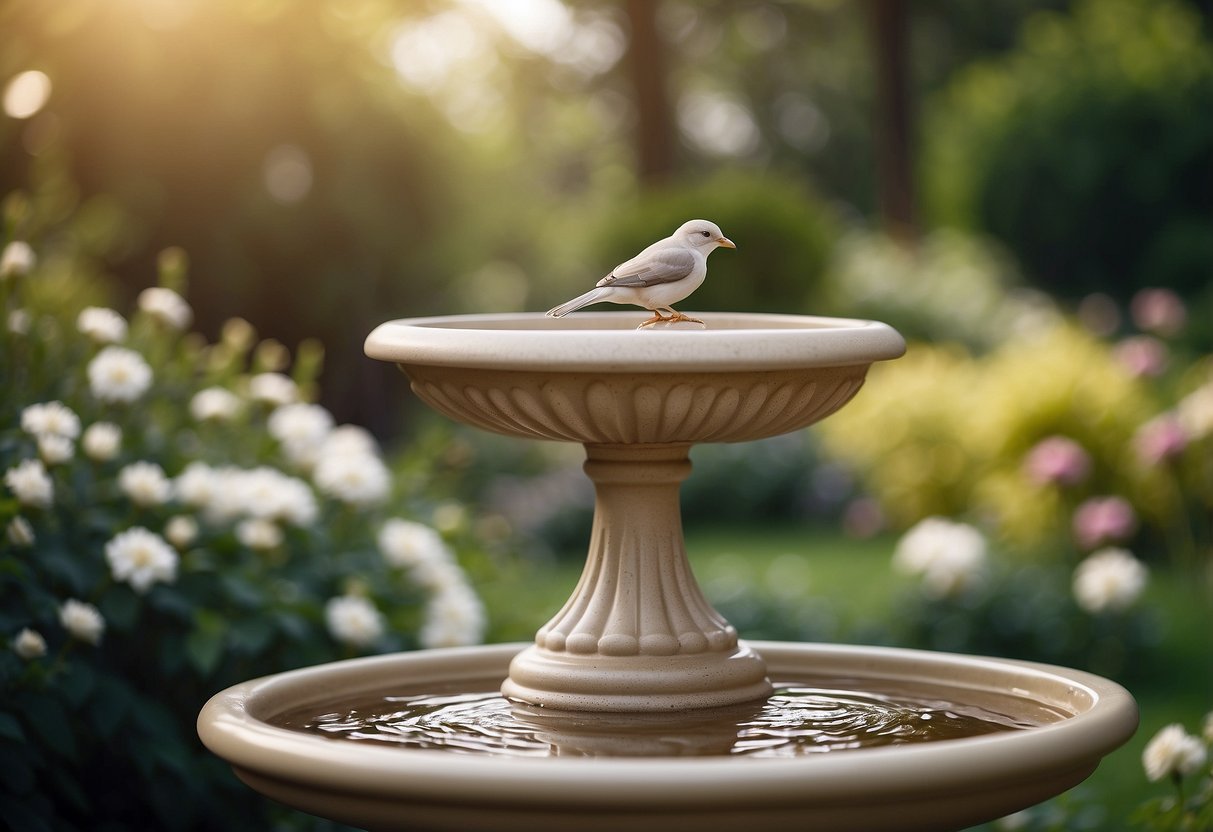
left=718, top=237, right=736, bottom=249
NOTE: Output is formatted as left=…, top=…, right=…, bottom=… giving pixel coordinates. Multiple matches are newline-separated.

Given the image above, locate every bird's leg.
left=665, top=309, right=704, bottom=325
left=637, top=309, right=674, bottom=328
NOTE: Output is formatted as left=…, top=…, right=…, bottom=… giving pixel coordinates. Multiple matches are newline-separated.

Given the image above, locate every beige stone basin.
left=198, top=641, right=1138, bottom=832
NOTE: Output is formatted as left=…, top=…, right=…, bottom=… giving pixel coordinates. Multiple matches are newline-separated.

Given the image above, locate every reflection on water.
left=270, top=676, right=1067, bottom=759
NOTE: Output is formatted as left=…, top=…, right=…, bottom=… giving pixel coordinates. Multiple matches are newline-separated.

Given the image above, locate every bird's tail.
left=546, top=287, right=607, bottom=318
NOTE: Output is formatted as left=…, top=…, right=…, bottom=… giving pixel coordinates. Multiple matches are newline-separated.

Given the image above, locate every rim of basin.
left=364, top=312, right=907, bottom=373
left=198, top=641, right=1138, bottom=807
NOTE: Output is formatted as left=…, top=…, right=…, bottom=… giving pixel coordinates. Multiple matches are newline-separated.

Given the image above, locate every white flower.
left=88, top=346, right=152, bottom=403
left=6, top=516, right=34, bottom=547
left=1203, top=712, right=1213, bottom=744
left=21, top=401, right=81, bottom=439
left=1072, top=547, right=1148, bottom=614
left=165, top=515, right=198, bottom=549
left=118, top=461, right=172, bottom=507
left=893, top=517, right=988, bottom=598
left=236, top=518, right=283, bottom=550
left=137, top=286, right=192, bottom=330
left=313, top=452, right=391, bottom=507
left=76, top=306, right=128, bottom=343
left=175, top=463, right=318, bottom=527
left=269, top=403, right=333, bottom=467
left=105, top=527, right=178, bottom=593
left=1142, top=724, right=1206, bottom=782
left=248, top=372, right=298, bottom=406
left=0, top=240, right=35, bottom=278
left=81, top=422, right=122, bottom=461
left=324, top=595, right=384, bottom=647
left=236, top=466, right=319, bottom=526
left=194, top=467, right=247, bottom=524
left=12, top=628, right=47, bottom=660
left=175, top=461, right=220, bottom=509
left=8, top=309, right=30, bottom=334
left=190, top=387, right=243, bottom=422
left=59, top=599, right=105, bottom=645
left=420, top=584, right=486, bottom=648
left=37, top=435, right=74, bottom=465
left=321, top=425, right=379, bottom=458
left=378, top=519, right=449, bottom=569
left=4, top=459, right=53, bottom=508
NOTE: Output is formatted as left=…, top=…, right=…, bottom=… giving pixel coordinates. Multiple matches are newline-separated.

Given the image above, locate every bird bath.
left=198, top=311, right=1138, bottom=831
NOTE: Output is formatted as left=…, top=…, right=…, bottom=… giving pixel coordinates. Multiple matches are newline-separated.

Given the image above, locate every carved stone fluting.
left=500, top=444, right=773, bottom=711
left=402, top=365, right=869, bottom=446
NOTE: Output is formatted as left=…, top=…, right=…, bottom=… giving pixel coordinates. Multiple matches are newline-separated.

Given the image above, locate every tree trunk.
left=870, top=0, right=918, bottom=241
left=626, top=0, right=676, bottom=186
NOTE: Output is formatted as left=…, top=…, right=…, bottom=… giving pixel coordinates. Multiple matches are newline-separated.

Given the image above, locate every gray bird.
left=546, top=219, right=736, bottom=327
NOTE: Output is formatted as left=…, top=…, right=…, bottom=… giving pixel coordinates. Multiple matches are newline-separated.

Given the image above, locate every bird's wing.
left=596, top=248, right=697, bottom=288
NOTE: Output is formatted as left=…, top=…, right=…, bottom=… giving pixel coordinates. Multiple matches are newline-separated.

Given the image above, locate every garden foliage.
left=923, top=0, right=1213, bottom=330
left=0, top=196, right=486, bottom=831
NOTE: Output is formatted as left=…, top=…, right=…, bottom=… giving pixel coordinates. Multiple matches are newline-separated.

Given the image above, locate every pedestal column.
left=502, top=443, right=772, bottom=711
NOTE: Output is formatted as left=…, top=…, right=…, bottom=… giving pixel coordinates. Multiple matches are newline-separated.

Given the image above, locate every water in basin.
left=270, top=674, right=1068, bottom=759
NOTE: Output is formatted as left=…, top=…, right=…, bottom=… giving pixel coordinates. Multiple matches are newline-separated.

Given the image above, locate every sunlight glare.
left=391, top=11, right=487, bottom=92
left=263, top=145, right=313, bottom=204
left=459, top=0, right=572, bottom=56
left=4, top=71, right=52, bottom=120
left=678, top=91, right=761, bottom=157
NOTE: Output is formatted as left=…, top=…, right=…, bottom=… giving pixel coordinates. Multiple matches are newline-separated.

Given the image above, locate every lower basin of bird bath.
left=198, top=641, right=1137, bottom=832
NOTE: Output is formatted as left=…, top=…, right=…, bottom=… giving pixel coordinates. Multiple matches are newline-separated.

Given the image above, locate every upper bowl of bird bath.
left=363, top=311, right=906, bottom=446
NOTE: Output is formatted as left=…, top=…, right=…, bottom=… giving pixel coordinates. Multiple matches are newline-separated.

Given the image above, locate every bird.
left=546, top=219, right=736, bottom=328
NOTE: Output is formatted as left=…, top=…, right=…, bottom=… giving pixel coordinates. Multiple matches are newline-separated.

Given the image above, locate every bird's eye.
left=700, top=231, right=710, bottom=237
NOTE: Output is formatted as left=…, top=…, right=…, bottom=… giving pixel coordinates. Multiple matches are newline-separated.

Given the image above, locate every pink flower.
left=842, top=497, right=885, bottom=539
left=1023, top=436, right=1092, bottom=487
left=1072, top=496, right=1138, bottom=551
left=1130, top=288, right=1187, bottom=338
left=1113, top=336, right=1168, bottom=378
left=1134, top=415, right=1188, bottom=466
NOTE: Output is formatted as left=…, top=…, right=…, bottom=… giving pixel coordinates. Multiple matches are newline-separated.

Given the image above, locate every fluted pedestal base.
left=502, top=444, right=773, bottom=711
left=503, top=641, right=772, bottom=712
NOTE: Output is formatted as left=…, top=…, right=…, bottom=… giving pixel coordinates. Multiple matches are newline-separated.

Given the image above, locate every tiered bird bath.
left=199, top=312, right=1137, bottom=832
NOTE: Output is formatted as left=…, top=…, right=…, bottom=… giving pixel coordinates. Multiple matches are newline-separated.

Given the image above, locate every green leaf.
left=12, top=692, right=77, bottom=763
left=274, top=610, right=312, bottom=642
left=227, top=617, right=275, bottom=656
left=59, top=660, right=96, bottom=708
left=91, top=676, right=132, bottom=739
left=98, top=588, right=140, bottom=631
left=0, top=710, right=25, bottom=742
left=0, top=745, right=36, bottom=795
left=220, top=574, right=265, bottom=609
left=149, top=586, right=194, bottom=621
left=39, top=551, right=93, bottom=596
left=185, top=610, right=227, bottom=676
left=0, top=795, right=51, bottom=832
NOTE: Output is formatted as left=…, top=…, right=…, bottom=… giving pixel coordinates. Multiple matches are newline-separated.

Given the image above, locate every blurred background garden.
left=1, top=0, right=1211, bottom=829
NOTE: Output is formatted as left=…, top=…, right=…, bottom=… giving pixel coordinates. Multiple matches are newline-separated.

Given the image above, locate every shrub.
left=922, top=0, right=1213, bottom=329
left=823, top=227, right=1051, bottom=351
left=0, top=200, right=485, bottom=831
left=817, top=312, right=1213, bottom=563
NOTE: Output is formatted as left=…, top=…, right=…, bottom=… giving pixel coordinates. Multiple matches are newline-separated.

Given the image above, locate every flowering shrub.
left=886, top=518, right=1156, bottom=679
left=0, top=225, right=485, bottom=829
left=1134, top=719, right=1213, bottom=831
left=817, top=296, right=1212, bottom=567
left=1001, top=715, right=1213, bottom=831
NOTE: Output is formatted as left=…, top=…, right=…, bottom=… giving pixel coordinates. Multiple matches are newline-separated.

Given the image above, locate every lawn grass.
left=477, top=521, right=1212, bottom=829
